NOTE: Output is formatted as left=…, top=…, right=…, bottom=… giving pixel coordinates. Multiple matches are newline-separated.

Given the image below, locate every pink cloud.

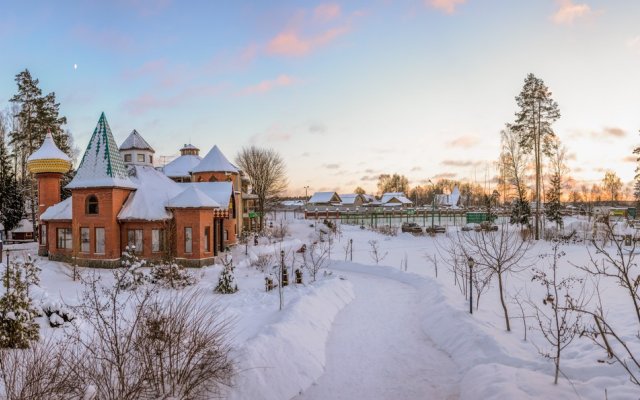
left=427, top=0, right=466, bottom=14
left=241, top=74, right=298, bottom=95
left=314, top=3, right=341, bottom=22
left=122, top=59, right=166, bottom=80
left=123, top=84, right=223, bottom=115
left=266, top=26, right=350, bottom=57
left=551, top=0, right=592, bottom=25
left=72, top=25, right=134, bottom=51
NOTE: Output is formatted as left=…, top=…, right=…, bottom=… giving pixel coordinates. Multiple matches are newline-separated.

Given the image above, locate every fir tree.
left=215, top=256, right=238, bottom=294
left=512, top=73, right=560, bottom=240
left=0, top=115, right=25, bottom=232
left=0, top=261, right=40, bottom=348
left=634, top=130, right=640, bottom=206
left=510, top=198, right=531, bottom=227
left=546, top=173, right=563, bottom=229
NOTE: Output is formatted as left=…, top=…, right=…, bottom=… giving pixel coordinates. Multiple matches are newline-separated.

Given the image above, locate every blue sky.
left=1, top=0, right=640, bottom=195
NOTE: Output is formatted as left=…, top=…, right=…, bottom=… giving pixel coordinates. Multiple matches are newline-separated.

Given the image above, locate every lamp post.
left=428, top=179, right=435, bottom=230
left=467, top=257, right=474, bottom=314
left=304, top=186, right=310, bottom=202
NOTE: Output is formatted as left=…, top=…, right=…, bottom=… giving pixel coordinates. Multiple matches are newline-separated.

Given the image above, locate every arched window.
left=86, top=195, right=99, bottom=215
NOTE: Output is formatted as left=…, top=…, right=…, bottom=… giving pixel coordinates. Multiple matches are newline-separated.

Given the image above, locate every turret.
left=27, top=131, right=72, bottom=219
left=119, top=129, right=155, bottom=166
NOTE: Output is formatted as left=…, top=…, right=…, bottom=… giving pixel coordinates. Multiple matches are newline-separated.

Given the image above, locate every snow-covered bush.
left=149, top=262, right=196, bottom=289
left=0, top=263, right=39, bottom=348
left=251, top=253, right=273, bottom=273
left=215, top=256, right=238, bottom=294
left=41, top=301, right=75, bottom=328
left=117, top=246, right=148, bottom=290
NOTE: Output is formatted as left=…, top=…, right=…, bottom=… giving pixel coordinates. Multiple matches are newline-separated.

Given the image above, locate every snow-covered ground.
left=2, top=214, right=640, bottom=399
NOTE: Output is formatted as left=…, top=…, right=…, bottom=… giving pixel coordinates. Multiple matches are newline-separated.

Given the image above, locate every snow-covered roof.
left=27, top=132, right=71, bottom=162
left=380, top=192, right=412, bottom=205
left=119, top=129, right=155, bottom=152
left=178, top=182, right=233, bottom=210
left=167, top=186, right=221, bottom=209
left=339, top=194, right=364, bottom=205
left=118, top=166, right=184, bottom=221
left=11, top=218, right=34, bottom=233
left=67, top=113, right=137, bottom=190
left=41, top=197, right=72, bottom=221
left=308, top=192, right=341, bottom=204
left=191, top=145, right=238, bottom=174
left=162, top=154, right=202, bottom=178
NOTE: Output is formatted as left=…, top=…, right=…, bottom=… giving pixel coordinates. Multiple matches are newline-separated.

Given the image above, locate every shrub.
left=149, top=263, right=196, bottom=289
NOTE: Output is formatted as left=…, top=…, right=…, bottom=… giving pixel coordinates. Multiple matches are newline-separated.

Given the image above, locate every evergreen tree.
left=512, top=74, right=560, bottom=240
left=510, top=198, right=531, bottom=227
left=0, top=120, right=24, bottom=232
left=0, top=261, right=40, bottom=348
left=9, top=69, right=73, bottom=238
left=633, top=131, right=640, bottom=206
left=546, top=137, right=567, bottom=230
left=215, top=256, right=238, bottom=294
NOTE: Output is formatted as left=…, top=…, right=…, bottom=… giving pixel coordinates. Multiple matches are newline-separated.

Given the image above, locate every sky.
left=1, top=0, right=640, bottom=196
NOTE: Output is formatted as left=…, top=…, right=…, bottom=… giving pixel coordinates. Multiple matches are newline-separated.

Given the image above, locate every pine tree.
left=546, top=173, right=563, bottom=229
left=0, top=261, right=40, bottom=348
left=9, top=69, right=73, bottom=238
left=0, top=114, right=25, bottom=232
left=633, top=131, right=640, bottom=207
left=215, top=256, right=238, bottom=294
left=512, top=74, right=560, bottom=240
left=510, top=198, right=531, bottom=226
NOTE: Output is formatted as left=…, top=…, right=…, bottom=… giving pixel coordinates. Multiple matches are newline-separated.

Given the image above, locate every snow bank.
left=227, top=278, right=355, bottom=400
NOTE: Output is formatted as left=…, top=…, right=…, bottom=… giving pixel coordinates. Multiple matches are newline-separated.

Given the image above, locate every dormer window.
left=86, top=195, right=99, bottom=215
left=124, top=154, right=132, bottom=163
left=137, top=154, right=145, bottom=163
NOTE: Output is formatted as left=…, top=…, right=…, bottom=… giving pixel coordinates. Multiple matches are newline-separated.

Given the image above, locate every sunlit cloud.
left=447, top=135, right=480, bottom=148
left=551, top=0, right=592, bottom=25
left=123, top=85, right=222, bottom=115
left=441, top=160, right=484, bottom=167
left=410, top=166, right=422, bottom=172
left=433, top=172, right=457, bottom=179
left=314, top=3, right=341, bottom=22
left=324, top=163, right=340, bottom=169
left=240, top=74, right=298, bottom=95
left=426, top=0, right=466, bottom=14
left=266, top=26, right=349, bottom=57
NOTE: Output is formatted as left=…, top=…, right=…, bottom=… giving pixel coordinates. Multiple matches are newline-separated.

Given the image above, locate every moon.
left=73, top=64, right=78, bottom=70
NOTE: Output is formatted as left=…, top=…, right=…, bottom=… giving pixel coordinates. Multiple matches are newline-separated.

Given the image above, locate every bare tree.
left=235, top=146, right=288, bottom=231
left=0, top=339, right=83, bottom=399
left=459, top=227, right=531, bottom=331
left=573, top=222, right=640, bottom=385
left=368, top=240, right=387, bottom=265
left=602, top=170, right=622, bottom=204
left=305, top=238, right=331, bottom=282
left=531, top=241, right=585, bottom=384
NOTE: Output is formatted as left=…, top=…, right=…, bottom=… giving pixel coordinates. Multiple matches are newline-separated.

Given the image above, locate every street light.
left=467, top=257, right=474, bottom=314
left=428, top=179, right=436, bottom=230
left=304, top=186, right=310, bottom=202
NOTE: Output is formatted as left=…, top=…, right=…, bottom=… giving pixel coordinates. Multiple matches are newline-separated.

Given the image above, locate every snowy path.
left=295, top=267, right=460, bottom=400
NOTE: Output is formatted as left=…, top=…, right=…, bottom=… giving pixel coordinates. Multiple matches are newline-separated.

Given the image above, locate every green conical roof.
left=67, top=113, right=136, bottom=189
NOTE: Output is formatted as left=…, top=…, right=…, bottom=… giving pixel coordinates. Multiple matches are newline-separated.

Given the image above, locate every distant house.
left=339, top=193, right=366, bottom=207
left=308, top=192, right=342, bottom=206
left=10, top=218, right=34, bottom=241
left=380, top=192, right=413, bottom=207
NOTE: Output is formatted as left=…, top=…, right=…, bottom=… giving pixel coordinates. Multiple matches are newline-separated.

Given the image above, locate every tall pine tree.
left=0, top=112, right=24, bottom=233
left=9, top=69, right=73, bottom=238
left=512, top=73, right=560, bottom=240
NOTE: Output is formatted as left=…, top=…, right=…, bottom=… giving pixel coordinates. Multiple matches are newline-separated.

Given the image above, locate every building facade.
left=28, top=113, right=245, bottom=268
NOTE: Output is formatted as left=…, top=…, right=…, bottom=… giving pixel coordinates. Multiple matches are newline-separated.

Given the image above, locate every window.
left=80, top=227, right=90, bottom=252
left=124, top=154, right=132, bottom=162
left=152, top=229, right=165, bottom=252
left=56, top=228, right=72, bottom=249
left=137, top=154, right=145, bottom=162
left=127, top=229, right=143, bottom=254
left=224, top=229, right=228, bottom=241
left=204, top=226, right=211, bottom=252
left=149, top=155, right=153, bottom=164
left=86, top=195, right=99, bottom=215
left=95, top=228, right=105, bottom=254
left=185, top=227, right=192, bottom=253
left=40, top=225, right=47, bottom=246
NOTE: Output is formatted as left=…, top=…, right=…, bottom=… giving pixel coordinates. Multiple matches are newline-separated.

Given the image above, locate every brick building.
left=28, top=113, right=244, bottom=267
